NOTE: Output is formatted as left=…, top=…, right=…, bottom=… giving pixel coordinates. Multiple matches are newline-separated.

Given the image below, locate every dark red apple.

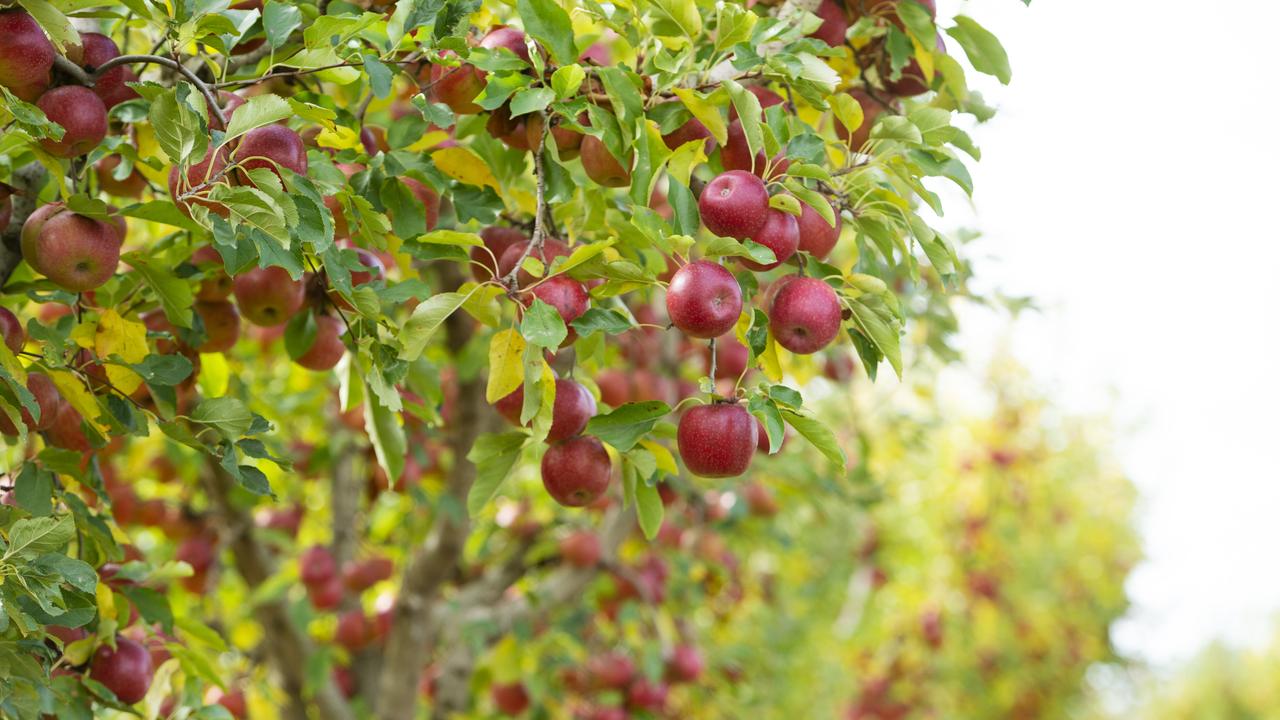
left=80, top=32, right=139, bottom=109
left=721, top=118, right=789, bottom=179
left=0, top=10, right=54, bottom=102
left=541, top=435, right=611, bottom=507
left=342, top=555, right=394, bottom=592
left=399, top=177, right=441, bottom=231
left=741, top=207, right=799, bottom=271
left=36, top=86, right=108, bottom=158
left=677, top=403, right=756, bottom=478
left=20, top=203, right=122, bottom=292
left=498, top=238, right=570, bottom=288
left=192, top=245, right=233, bottom=301
left=796, top=197, right=842, bottom=259
left=580, top=135, right=631, bottom=188
left=89, top=636, right=154, bottom=704
left=472, top=227, right=527, bottom=280
left=666, top=260, right=742, bottom=339
left=169, top=146, right=232, bottom=218
left=95, top=155, right=148, bottom=198
left=194, top=300, right=240, bottom=353
left=428, top=51, right=485, bottom=115
left=491, top=681, right=531, bottom=716
left=768, top=277, right=842, bottom=354
left=232, top=266, right=305, bottom=327
left=0, top=307, right=23, bottom=353
left=0, top=372, right=59, bottom=435
left=699, top=170, right=770, bottom=239
left=234, top=125, right=308, bottom=184
left=294, top=314, right=346, bottom=371
left=496, top=378, right=596, bottom=443
left=809, top=0, right=850, bottom=46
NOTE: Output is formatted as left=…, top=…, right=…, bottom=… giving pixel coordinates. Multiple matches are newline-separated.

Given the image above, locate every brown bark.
left=0, top=163, right=47, bottom=287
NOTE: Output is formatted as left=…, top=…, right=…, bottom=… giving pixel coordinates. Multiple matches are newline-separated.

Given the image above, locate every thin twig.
left=92, top=54, right=228, bottom=127
left=501, top=110, right=551, bottom=291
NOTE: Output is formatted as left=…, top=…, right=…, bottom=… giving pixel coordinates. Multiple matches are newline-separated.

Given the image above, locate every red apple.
left=677, top=403, right=756, bottom=478
left=234, top=125, right=308, bottom=184
left=666, top=260, right=742, bottom=339
left=0, top=306, right=23, bottom=353
left=89, top=636, right=154, bottom=704
left=232, top=266, right=306, bottom=327
left=559, top=530, right=602, bottom=568
left=294, top=314, right=346, bottom=371
left=740, top=207, right=799, bottom=271
left=721, top=118, right=789, bottom=179
left=0, top=371, right=59, bottom=435
left=699, top=170, right=770, bottom=239
left=495, top=378, right=596, bottom=443
left=580, top=135, right=631, bottom=188
left=541, top=435, right=611, bottom=507
left=194, top=300, right=240, bottom=353
left=472, top=226, right=527, bottom=280
left=665, top=645, right=704, bottom=684
left=95, top=155, right=148, bottom=198
left=491, top=681, right=531, bottom=716
left=809, top=0, right=850, bottom=46
left=796, top=197, right=842, bottom=259
left=428, top=51, right=485, bottom=115
left=768, top=277, right=842, bottom=354
left=36, top=86, right=107, bottom=158
left=497, top=238, right=570, bottom=288
left=80, top=32, right=139, bottom=109
left=20, top=203, right=122, bottom=292
left=0, top=10, right=54, bottom=101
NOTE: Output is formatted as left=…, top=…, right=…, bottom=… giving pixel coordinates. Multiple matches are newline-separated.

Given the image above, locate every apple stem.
left=708, top=337, right=717, bottom=390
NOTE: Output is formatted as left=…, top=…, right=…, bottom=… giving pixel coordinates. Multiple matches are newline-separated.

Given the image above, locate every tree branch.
left=92, top=55, right=227, bottom=127
left=501, top=110, right=551, bottom=292
left=201, top=459, right=355, bottom=720
left=373, top=265, right=485, bottom=720
left=0, top=163, right=48, bottom=289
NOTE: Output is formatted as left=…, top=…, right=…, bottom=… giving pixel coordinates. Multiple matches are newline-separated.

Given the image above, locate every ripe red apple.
left=661, top=112, right=712, bottom=151
left=342, top=555, right=394, bottom=592
left=580, top=135, right=632, bottom=188
left=472, top=226, right=527, bottom=280
left=308, top=575, right=344, bottom=610
left=193, top=300, right=240, bottom=353
left=741, top=207, right=799, bottom=271
left=596, top=369, right=630, bottom=407
left=428, top=51, right=486, bottom=115
left=529, top=276, right=589, bottom=344
left=0, top=307, right=24, bottom=353
left=487, top=105, right=533, bottom=152
left=192, top=245, right=232, bottom=300
left=294, top=314, right=346, bottom=371
left=559, top=529, right=602, bottom=568
left=300, top=545, right=337, bottom=587
left=335, top=609, right=374, bottom=651
left=89, top=636, right=154, bottom=704
left=809, top=0, right=850, bottom=46
left=0, top=10, right=54, bottom=101
left=677, top=403, right=757, bottom=478
left=81, top=32, right=139, bottom=109
left=721, top=118, right=789, bottom=179
left=666, top=260, right=742, bottom=339
left=497, top=238, right=570, bottom=287
left=626, top=678, right=668, bottom=712
left=588, top=652, right=636, bottom=690
left=169, top=146, right=232, bottom=218
left=495, top=378, right=596, bottom=443
left=480, top=25, right=532, bottom=63
left=360, top=125, right=390, bottom=155
left=399, top=177, right=441, bottom=231
left=207, top=90, right=247, bottom=131
left=43, top=398, right=90, bottom=451
left=768, top=277, right=842, bottom=354
left=232, top=266, right=305, bottom=326
left=743, top=481, right=780, bottom=516
left=796, top=197, right=842, bottom=259
left=699, top=170, right=770, bottom=239
left=20, top=203, right=122, bottom=292
left=235, top=125, right=308, bottom=184
left=0, top=372, right=59, bottom=435
left=541, top=435, right=611, bottom=507
left=665, top=645, right=704, bottom=684
left=36, top=86, right=108, bottom=158
left=491, top=681, right=531, bottom=716
left=95, top=155, right=148, bottom=198
left=580, top=707, right=628, bottom=720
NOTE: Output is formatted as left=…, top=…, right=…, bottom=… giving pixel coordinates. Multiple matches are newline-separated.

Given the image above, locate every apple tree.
left=0, top=0, right=1055, bottom=717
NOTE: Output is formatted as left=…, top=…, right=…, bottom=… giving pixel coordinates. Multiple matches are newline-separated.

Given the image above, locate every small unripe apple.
left=194, top=300, right=241, bottom=353
left=235, top=125, right=308, bottom=184
left=699, top=170, right=770, bottom=239
left=232, top=266, right=306, bottom=327
left=541, top=435, right=612, bottom=507
left=491, top=681, right=531, bottom=716
left=796, top=197, right=842, bottom=259
left=666, top=260, right=742, bottom=339
left=36, top=86, right=108, bottom=158
left=294, top=314, right=346, bottom=371
left=89, top=636, right=154, bottom=704
left=677, top=403, right=757, bottom=478
left=0, top=307, right=24, bottom=353
left=580, top=135, right=632, bottom=188
left=20, top=203, right=122, bottom=292
left=740, top=207, right=799, bottom=271
left=768, top=277, right=842, bottom=354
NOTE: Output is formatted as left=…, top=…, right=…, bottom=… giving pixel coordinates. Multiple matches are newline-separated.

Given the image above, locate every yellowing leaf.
left=317, top=126, right=363, bottom=151
left=640, top=439, right=678, bottom=477
left=0, top=343, right=27, bottom=385
left=404, top=129, right=454, bottom=153
left=761, top=334, right=783, bottom=382
left=673, top=88, right=727, bottom=146
left=48, top=370, right=107, bottom=431
left=69, top=320, right=97, bottom=350
left=486, top=329, right=527, bottom=403
left=432, top=147, right=499, bottom=190
left=95, top=310, right=148, bottom=395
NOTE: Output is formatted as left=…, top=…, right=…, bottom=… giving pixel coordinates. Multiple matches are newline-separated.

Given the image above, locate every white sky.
left=928, top=0, right=1280, bottom=667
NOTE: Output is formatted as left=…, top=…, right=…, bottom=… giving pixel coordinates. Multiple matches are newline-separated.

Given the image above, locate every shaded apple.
left=740, top=207, right=799, bottom=271
left=169, top=146, right=231, bottom=218
left=809, top=0, right=850, bottom=46
left=721, top=118, right=789, bottom=179
left=428, top=51, right=485, bottom=114
left=36, top=86, right=108, bottom=158
left=497, top=237, right=570, bottom=288
left=0, top=10, right=54, bottom=101
left=491, top=681, right=531, bottom=716
left=95, top=155, right=148, bottom=198
left=587, top=652, right=635, bottom=690
left=495, top=378, right=596, bottom=443
left=192, top=245, right=233, bottom=301
left=666, top=260, right=742, bottom=339
left=0, top=307, right=23, bottom=353
left=541, top=435, right=611, bottom=507
left=294, top=314, right=346, bottom=371
left=677, top=403, right=757, bottom=478
left=580, top=135, right=631, bottom=188
left=528, top=275, right=589, bottom=344
left=234, top=124, right=308, bottom=184
left=205, top=686, right=248, bottom=720
left=89, top=636, right=154, bottom=704
left=525, top=112, right=584, bottom=160
left=0, top=371, right=59, bottom=435
left=399, top=177, right=441, bottom=232
left=472, top=226, right=526, bottom=280
left=665, top=644, right=704, bottom=684
left=796, top=197, right=842, bottom=259
left=559, top=529, right=602, bottom=568
left=80, top=32, right=139, bottom=109
left=768, top=277, right=842, bottom=354
left=193, top=300, right=240, bottom=353
left=20, top=203, right=122, bottom=292
left=232, top=266, right=306, bottom=327
left=698, top=170, right=770, bottom=239
left=300, top=545, right=337, bottom=587
left=43, top=398, right=90, bottom=451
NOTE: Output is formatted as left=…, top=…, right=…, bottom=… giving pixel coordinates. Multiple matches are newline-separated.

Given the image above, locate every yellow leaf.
left=132, top=125, right=170, bottom=185
left=404, top=129, right=455, bottom=153
left=913, top=36, right=935, bottom=82
left=673, top=88, right=728, bottom=146
left=459, top=284, right=507, bottom=326
left=199, top=352, right=229, bottom=398
left=0, top=343, right=27, bottom=385
left=486, top=329, right=526, bottom=403
left=48, top=370, right=107, bottom=431
left=95, top=310, right=148, bottom=395
left=761, top=334, right=783, bottom=382
left=96, top=581, right=117, bottom=623
left=431, top=147, right=499, bottom=190
left=69, top=320, right=97, bottom=350
left=317, top=126, right=363, bottom=151
left=640, top=439, right=678, bottom=477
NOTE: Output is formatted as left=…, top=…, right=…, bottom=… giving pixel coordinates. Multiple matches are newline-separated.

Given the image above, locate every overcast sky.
left=928, top=0, right=1280, bottom=668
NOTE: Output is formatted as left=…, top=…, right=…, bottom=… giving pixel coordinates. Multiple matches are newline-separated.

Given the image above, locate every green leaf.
left=703, top=236, right=776, bottom=265
left=224, top=94, right=292, bottom=142
left=123, top=253, right=195, bottom=328
left=586, top=401, right=670, bottom=452
left=516, top=0, right=576, bottom=65
left=571, top=308, right=633, bottom=337
left=551, top=64, right=586, bottom=99
left=466, top=432, right=528, bottom=516
left=672, top=88, right=727, bottom=146
left=118, top=585, right=173, bottom=633
left=16, top=0, right=78, bottom=54
left=191, top=397, right=253, bottom=439
left=634, top=480, right=664, bottom=540
left=748, top=397, right=786, bottom=455
left=848, top=294, right=903, bottom=378
left=4, top=516, right=75, bottom=560
left=283, top=310, right=318, bottom=360
left=895, top=0, right=937, bottom=48
left=521, top=298, right=567, bottom=348
left=150, top=83, right=207, bottom=165
left=947, top=16, right=1012, bottom=84
left=363, top=53, right=393, bottom=98
left=509, top=88, right=554, bottom=118
left=33, top=554, right=96, bottom=593
left=128, top=355, right=194, bottom=387
left=781, top=410, right=846, bottom=469
left=364, top=390, right=406, bottom=493
left=13, top=465, right=52, bottom=517
left=262, top=0, right=301, bottom=49
left=650, top=0, right=702, bottom=38
left=399, top=290, right=474, bottom=360
left=724, top=79, right=763, bottom=164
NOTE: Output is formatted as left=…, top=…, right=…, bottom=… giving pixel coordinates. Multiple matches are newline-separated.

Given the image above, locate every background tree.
left=0, top=0, right=1133, bottom=718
